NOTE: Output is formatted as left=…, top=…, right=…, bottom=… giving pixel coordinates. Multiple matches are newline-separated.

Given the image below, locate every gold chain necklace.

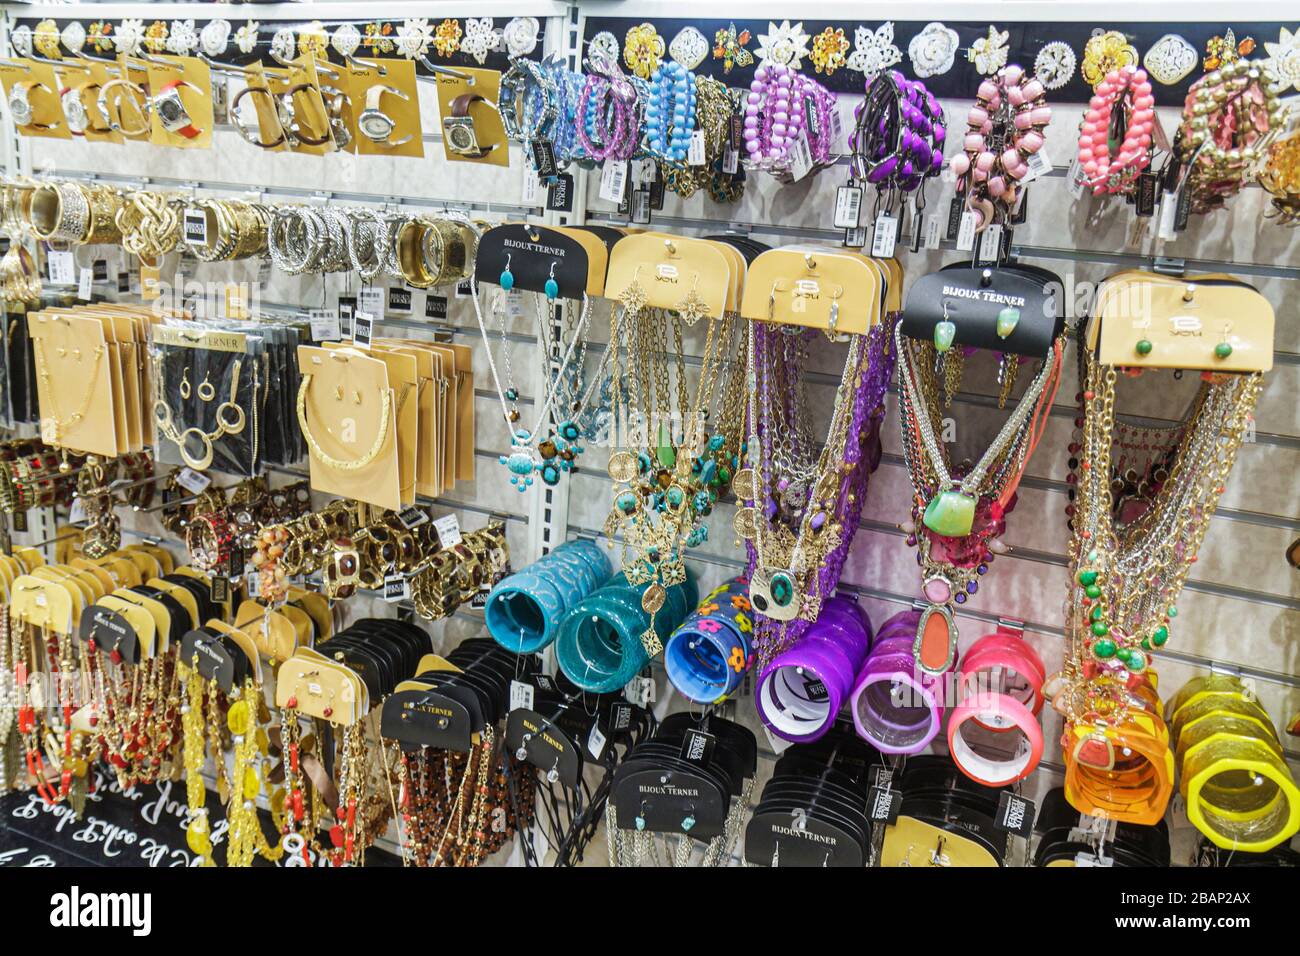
left=153, top=355, right=245, bottom=470
left=34, top=338, right=104, bottom=444
left=295, top=374, right=393, bottom=472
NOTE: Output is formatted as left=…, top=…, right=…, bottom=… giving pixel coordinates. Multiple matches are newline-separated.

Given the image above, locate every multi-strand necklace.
left=735, top=316, right=895, bottom=663
left=472, top=278, right=604, bottom=492
left=1063, top=359, right=1262, bottom=715
left=604, top=277, right=745, bottom=656
left=895, top=322, right=1063, bottom=673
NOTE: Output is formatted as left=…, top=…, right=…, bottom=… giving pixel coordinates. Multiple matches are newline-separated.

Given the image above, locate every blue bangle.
left=664, top=576, right=754, bottom=704
left=485, top=542, right=612, bottom=653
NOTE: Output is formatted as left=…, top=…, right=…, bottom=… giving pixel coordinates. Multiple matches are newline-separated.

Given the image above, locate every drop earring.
left=544, top=260, right=559, bottom=301
left=934, top=301, right=956, bottom=352
left=996, top=305, right=1020, bottom=338
left=197, top=371, right=216, bottom=402
left=180, top=367, right=192, bottom=400
left=1215, top=325, right=1233, bottom=359
left=678, top=275, right=706, bottom=326
left=499, top=253, right=514, bottom=291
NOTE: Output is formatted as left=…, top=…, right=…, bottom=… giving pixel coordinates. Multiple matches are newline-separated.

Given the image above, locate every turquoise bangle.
left=485, top=541, right=612, bottom=653
left=556, top=568, right=695, bottom=693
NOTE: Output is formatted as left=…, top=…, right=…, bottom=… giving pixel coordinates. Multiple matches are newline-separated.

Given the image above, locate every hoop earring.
left=197, top=371, right=216, bottom=402
left=179, top=367, right=192, bottom=400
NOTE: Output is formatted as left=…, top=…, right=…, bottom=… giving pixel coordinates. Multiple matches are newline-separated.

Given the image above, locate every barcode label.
left=309, top=309, right=341, bottom=341
left=687, top=130, right=706, bottom=166
left=955, top=211, right=978, bottom=251
left=358, top=286, right=384, bottom=318
left=77, top=268, right=93, bottom=301
left=871, top=213, right=898, bottom=257
left=599, top=161, right=628, bottom=203
left=47, top=251, right=75, bottom=285
left=833, top=185, right=863, bottom=228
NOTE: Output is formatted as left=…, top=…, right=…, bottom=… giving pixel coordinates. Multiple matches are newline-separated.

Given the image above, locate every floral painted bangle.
left=664, top=576, right=755, bottom=703
left=950, top=64, right=1052, bottom=230
left=1077, top=65, right=1156, bottom=195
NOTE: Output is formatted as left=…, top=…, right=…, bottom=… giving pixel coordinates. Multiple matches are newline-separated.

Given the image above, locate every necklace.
left=896, top=322, right=1062, bottom=673
left=472, top=277, right=600, bottom=492
left=154, top=356, right=246, bottom=471
left=1064, top=361, right=1261, bottom=710
left=603, top=279, right=743, bottom=655
left=735, top=317, right=894, bottom=661
left=295, top=374, right=401, bottom=473
left=34, top=339, right=105, bottom=445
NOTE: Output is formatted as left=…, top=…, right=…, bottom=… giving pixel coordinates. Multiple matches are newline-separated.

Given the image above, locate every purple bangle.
left=850, top=647, right=950, bottom=754
left=756, top=638, right=849, bottom=742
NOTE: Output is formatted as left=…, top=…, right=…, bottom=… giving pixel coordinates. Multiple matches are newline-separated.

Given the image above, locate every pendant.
left=608, top=450, right=639, bottom=483
left=922, top=489, right=976, bottom=537
left=750, top=568, right=799, bottom=621
left=733, top=507, right=756, bottom=539
left=996, top=306, right=1020, bottom=339
left=641, top=582, right=666, bottom=613
left=934, top=320, right=956, bottom=352
left=913, top=601, right=958, bottom=675
left=731, top=467, right=756, bottom=501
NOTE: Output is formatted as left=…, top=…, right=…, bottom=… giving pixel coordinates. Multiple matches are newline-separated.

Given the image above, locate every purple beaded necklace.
left=742, top=315, right=897, bottom=662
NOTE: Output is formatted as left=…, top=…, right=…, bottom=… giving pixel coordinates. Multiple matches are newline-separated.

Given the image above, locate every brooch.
left=848, top=22, right=902, bottom=78
left=1143, top=34, right=1197, bottom=85
left=1082, top=30, right=1139, bottom=88
left=811, top=27, right=850, bottom=75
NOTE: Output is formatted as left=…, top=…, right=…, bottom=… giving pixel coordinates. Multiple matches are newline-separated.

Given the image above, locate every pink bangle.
left=1077, top=66, right=1156, bottom=194
left=947, top=690, right=1044, bottom=787
left=950, top=64, right=1052, bottom=229
left=957, top=629, right=1047, bottom=720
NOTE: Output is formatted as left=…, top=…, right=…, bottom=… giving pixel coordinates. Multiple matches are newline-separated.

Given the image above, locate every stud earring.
left=1135, top=337, right=1154, bottom=356
left=544, top=260, right=559, bottom=301
left=197, top=371, right=216, bottom=402
left=499, top=253, right=514, bottom=291
left=353, top=390, right=362, bottom=405
left=335, top=384, right=344, bottom=401
left=767, top=280, right=778, bottom=321
left=180, top=367, right=192, bottom=400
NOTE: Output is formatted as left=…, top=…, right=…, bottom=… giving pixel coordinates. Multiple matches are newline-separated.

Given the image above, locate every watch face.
left=9, top=90, right=32, bottom=127
left=443, top=117, right=479, bottom=155
left=157, top=92, right=188, bottom=130
left=62, top=91, right=88, bottom=133
left=358, top=109, right=394, bottom=141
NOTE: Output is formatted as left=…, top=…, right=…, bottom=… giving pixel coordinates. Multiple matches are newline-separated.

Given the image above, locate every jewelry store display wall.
left=0, top=0, right=1297, bottom=869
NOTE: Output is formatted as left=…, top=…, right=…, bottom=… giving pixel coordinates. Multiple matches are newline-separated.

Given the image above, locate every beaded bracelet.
left=850, top=70, right=946, bottom=193
left=645, top=61, right=696, bottom=163
left=951, top=64, right=1052, bottom=230
left=1177, top=59, right=1285, bottom=214
left=576, top=72, right=640, bottom=162
left=743, top=64, right=836, bottom=175
left=1077, top=65, right=1156, bottom=195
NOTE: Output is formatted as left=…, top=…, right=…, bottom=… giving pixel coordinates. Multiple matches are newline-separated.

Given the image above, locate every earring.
left=353, top=391, right=363, bottom=405
left=499, top=253, right=514, bottom=291
left=544, top=260, right=559, bottom=301
left=620, top=265, right=647, bottom=316
left=197, top=371, right=216, bottom=402
left=1215, top=325, right=1233, bottom=359
left=934, top=302, right=956, bottom=352
left=996, top=305, right=1020, bottom=339
left=767, top=280, right=778, bottom=321
left=180, top=367, right=192, bottom=400
left=678, top=275, right=706, bottom=326
left=334, top=384, right=344, bottom=401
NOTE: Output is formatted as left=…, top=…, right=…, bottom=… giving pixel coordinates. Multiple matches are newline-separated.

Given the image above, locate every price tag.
left=382, top=573, right=408, bottom=602
left=842, top=225, right=867, bottom=249
left=503, top=290, right=526, bottom=319
left=396, top=504, right=429, bottom=529
left=47, top=250, right=75, bottom=285
left=977, top=223, right=1004, bottom=264
left=358, top=286, right=384, bottom=318
left=529, top=139, right=558, bottom=178
left=509, top=679, right=534, bottom=713
left=687, top=129, right=706, bottom=166
left=183, top=207, right=208, bottom=246
left=353, top=312, right=374, bottom=348
left=994, top=791, right=1036, bottom=838
left=520, top=168, right=541, bottom=206
left=175, top=467, right=212, bottom=494
left=788, top=129, right=813, bottom=182
left=599, top=160, right=629, bottom=203
left=256, top=257, right=272, bottom=286
left=870, top=212, right=898, bottom=257
left=630, top=188, right=651, bottom=225
left=92, top=258, right=108, bottom=281
left=721, top=148, right=739, bottom=175
left=545, top=173, right=574, bottom=213
left=425, top=294, right=448, bottom=320
left=1067, top=156, right=1087, bottom=200
left=624, top=675, right=655, bottom=708
left=587, top=722, right=607, bottom=760
left=762, top=723, right=792, bottom=755
left=955, top=211, right=977, bottom=251
left=923, top=213, right=943, bottom=250
left=1021, top=145, right=1052, bottom=183
left=868, top=785, right=902, bottom=824
left=455, top=279, right=472, bottom=299
left=117, top=271, right=131, bottom=294
left=68, top=496, right=88, bottom=525
left=828, top=105, right=847, bottom=157
left=833, top=185, right=863, bottom=229
left=1157, top=192, right=1179, bottom=240
left=1135, top=172, right=1158, bottom=217
left=309, top=309, right=341, bottom=341
left=631, top=157, right=657, bottom=187
left=245, top=569, right=261, bottom=599
left=211, top=576, right=230, bottom=604
left=76, top=268, right=93, bottom=301
left=432, top=513, right=462, bottom=548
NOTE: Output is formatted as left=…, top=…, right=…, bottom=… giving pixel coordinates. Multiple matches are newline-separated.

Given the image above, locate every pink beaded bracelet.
left=1077, top=66, right=1156, bottom=195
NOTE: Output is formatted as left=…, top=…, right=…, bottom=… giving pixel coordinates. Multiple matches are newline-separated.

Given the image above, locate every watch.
left=9, top=81, right=58, bottom=130
left=61, top=84, right=106, bottom=135
left=279, top=83, right=334, bottom=147
left=152, top=79, right=201, bottom=139
left=97, top=78, right=151, bottom=137
left=442, top=93, right=499, bottom=158
left=357, top=84, right=413, bottom=147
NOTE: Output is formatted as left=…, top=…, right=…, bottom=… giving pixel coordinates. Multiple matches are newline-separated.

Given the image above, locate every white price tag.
left=256, top=257, right=272, bottom=285
left=309, top=309, right=341, bottom=341
left=871, top=213, right=898, bottom=258
left=1067, top=156, right=1087, bottom=200
left=175, top=467, right=212, bottom=494
left=432, top=513, right=462, bottom=548
left=631, top=157, right=657, bottom=187
left=924, top=213, right=943, bottom=250
left=789, top=129, right=813, bottom=182
left=77, top=268, right=93, bottom=301
left=503, top=290, right=526, bottom=319
left=68, top=496, right=88, bottom=525
left=245, top=569, right=261, bottom=599
left=955, top=211, right=978, bottom=251
left=1157, top=194, right=1178, bottom=241
left=587, top=722, right=607, bottom=760
left=978, top=223, right=1004, bottom=263
left=358, top=286, right=384, bottom=318
left=1021, top=145, right=1053, bottom=183
left=833, top=186, right=863, bottom=229
left=763, top=723, right=793, bottom=755
left=47, top=250, right=75, bottom=285
left=509, top=679, right=534, bottom=713
left=521, top=168, right=541, bottom=205
left=722, top=148, right=739, bottom=175
left=624, top=675, right=655, bottom=708
left=828, top=105, right=848, bottom=157
left=687, top=129, right=706, bottom=166
left=598, top=161, right=629, bottom=203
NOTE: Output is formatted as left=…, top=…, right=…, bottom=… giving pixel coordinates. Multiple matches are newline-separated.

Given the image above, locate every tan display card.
left=0, top=59, right=72, bottom=139
left=606, top=234, right=732, bottom=317
left=28, top=311, right=118, bottom=456
left=56, top=59, right=123, bottom=144
left=740, top=246, right=882, bottom=335
left=350, top=57, right=423, bottom=158
left=435, top=67, right=509, bottom=167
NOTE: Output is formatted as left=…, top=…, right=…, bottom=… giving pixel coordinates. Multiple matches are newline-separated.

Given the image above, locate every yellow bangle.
left=1182, top=734, right=1300, bottom=852
left=1165, top=673, right=1253, bottom=719
left=1169, top=692, right=1272, bottom=741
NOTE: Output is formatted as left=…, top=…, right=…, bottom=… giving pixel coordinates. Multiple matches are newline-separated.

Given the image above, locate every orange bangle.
left=1064, top=711, right=1175, bottom=825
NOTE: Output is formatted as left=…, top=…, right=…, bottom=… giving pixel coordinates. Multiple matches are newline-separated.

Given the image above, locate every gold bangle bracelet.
left=27, top=182, right=91, bottom=242
left=98, top=78, right=151, bottom=138
left=83, top=184, right=125, bottom=245
left=395, top=218, right=435, bottom=288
